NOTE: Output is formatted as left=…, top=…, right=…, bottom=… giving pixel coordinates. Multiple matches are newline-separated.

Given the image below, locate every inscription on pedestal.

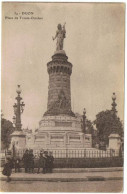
left=55, top=121, right=72, bottom=127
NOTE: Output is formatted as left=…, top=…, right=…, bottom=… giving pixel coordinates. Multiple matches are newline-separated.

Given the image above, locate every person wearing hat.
left=48, top=151, right=54, bottom=173
left=22, top=149, right=29, bottom=173
left=28, top=149, right=35, bottom=173
left=43, top=151, right=48, bottom=174
left=37, top=150, right=44, bottom=174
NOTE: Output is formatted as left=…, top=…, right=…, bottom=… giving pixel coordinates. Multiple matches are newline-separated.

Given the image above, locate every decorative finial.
left=83, top=108, right=86, bottom=116
left=16, top=85, right=21, bottom=95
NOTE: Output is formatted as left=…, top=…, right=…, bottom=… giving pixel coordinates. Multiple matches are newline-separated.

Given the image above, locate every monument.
left=34, top=23, right=92, bottom=149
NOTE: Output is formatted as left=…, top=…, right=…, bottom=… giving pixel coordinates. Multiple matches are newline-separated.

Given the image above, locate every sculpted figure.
left=52, top=23, right=66, bottom=51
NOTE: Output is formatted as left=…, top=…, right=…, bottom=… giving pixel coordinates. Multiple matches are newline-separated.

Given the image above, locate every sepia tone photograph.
left=1, top=2, right=125, bottom=192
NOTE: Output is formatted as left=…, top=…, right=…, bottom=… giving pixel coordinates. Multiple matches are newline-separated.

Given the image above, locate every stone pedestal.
left=10, top=131, right=26, bottom=150
left=108, top=133, right=121, bottom=150
left=35, top=115, right=92, bottom=149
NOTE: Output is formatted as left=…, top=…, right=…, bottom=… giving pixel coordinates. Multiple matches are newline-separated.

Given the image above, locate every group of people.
left=22, top=149, right=54, bottom=174
left=2, top=149, right=54, bottom=182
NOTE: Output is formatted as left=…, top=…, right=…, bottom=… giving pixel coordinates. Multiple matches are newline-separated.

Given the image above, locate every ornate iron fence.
left=0, top=148, right=123, bottom=168
left=11, top=148, right=122, bottom=158
left=1, top=148, right=122, bottom=159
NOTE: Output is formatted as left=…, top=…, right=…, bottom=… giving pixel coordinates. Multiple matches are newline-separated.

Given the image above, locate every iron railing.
left=1, top=148, right=122, bottom=159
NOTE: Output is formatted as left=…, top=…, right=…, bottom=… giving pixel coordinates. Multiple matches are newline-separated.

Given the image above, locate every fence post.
left=55, top=150, right=56, bottom=158
left=72, top=150, right=74, bottom=158
left=99, top=150, right=101, bottom=158
left=66, top=148, right=68, bottom=158
left=84, top=149, right=86, bottom=158
left=109, top=149, right=111, bottom=158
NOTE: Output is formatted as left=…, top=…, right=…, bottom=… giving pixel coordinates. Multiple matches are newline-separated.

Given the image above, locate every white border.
left=0, top=1, right=126, bottom=194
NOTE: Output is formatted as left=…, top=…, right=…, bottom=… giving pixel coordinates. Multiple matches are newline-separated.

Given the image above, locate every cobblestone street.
left=0, top=180, right=123, bottom=192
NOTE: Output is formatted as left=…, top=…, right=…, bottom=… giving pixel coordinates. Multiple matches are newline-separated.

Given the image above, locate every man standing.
left=48, top=151, right=54, bottom=173
left=37, top=150, right=44, bottom=174
left=43, top=151, right=48, bottom=174
left=28, top=149, right=34, bottom=173
left=22, top=149, right=29, bottom=173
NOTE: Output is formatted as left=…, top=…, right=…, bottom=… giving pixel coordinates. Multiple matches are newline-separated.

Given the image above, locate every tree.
left=1, top=118, right=15, bottom=150
left=85, top=119, right=99, bottom=147
left=94, top=110, right=123, bottom=147
left=85, top=119, right=94, bottom=134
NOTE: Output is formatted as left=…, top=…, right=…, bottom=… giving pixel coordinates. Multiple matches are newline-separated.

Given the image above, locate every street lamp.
left=111, top=92, right=117, bottom=116
left=13, top=85, right=25, bottom=131
left=111, top=92, right=118, bottom=133
left=82, top=108, right=86, bottom=133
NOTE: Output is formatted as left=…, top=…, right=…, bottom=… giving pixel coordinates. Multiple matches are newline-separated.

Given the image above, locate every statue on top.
left=52, top=23, right=66, bottom=51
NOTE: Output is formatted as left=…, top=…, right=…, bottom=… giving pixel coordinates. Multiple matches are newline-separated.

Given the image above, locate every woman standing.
left=2, top=157, right=13, bottom=182
left=37, top=150, right=44, bottom=174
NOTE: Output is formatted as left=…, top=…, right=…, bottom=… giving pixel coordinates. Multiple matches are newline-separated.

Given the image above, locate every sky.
left=2, top=2, right=125, bottom=130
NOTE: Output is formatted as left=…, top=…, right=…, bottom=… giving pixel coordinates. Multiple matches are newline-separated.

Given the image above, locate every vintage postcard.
left=1, top=2, right=125, bottom=192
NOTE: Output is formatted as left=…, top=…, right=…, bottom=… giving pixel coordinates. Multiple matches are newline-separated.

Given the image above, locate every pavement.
left=0, top=167, right=123, bottom=182
left=0, top=180, right=123, bottom=192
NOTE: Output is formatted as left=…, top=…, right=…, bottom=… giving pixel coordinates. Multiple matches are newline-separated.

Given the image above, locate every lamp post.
left=13, top=85, right=25, bottom=131
left=108, top=92, right=121, bottom=152
left=111, top=92, right=118, bottom=133
left=111, top=92, right=117, bottom=116
left=82, top=108, right=86, bottom=133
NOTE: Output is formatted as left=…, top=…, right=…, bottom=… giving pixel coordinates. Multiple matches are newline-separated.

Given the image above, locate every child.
left=14, top=157, right=20, bottom=173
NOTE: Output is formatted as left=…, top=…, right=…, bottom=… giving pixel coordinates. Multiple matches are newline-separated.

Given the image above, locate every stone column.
left=44, top=51, right=75, bottom=117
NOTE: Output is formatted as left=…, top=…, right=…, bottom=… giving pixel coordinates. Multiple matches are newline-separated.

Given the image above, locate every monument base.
left=34, top=115, right=92, bottom=150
